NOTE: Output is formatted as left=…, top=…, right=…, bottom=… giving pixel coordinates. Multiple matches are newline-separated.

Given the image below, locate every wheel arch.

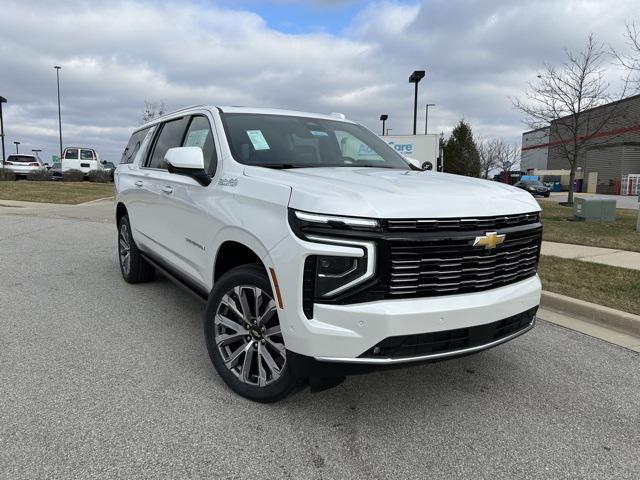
left=116, top=202, right=128, bottom=224
left=212, top=228, right=274, bottom=285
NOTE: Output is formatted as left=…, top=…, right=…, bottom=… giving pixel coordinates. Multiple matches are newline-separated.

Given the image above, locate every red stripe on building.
left=522, top=124, right=640, bottom=151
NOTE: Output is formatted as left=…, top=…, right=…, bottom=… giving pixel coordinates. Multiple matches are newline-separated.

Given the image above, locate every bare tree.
left=476, top=137, right=520, bottom=180
left=495, top=139, right=520, bottom=176
left=140, top=100, right=166, bottom=125
left=476, top=137, right=500, bottom=179
left=512, top=34, right=628, bottom=204
left=613, top=22, right=640, bottom=88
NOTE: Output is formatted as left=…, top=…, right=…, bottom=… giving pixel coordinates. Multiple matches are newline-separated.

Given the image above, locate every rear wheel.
left=118, top=215, right=155, bottom=283
left=204, top=264, right=296, bottom=402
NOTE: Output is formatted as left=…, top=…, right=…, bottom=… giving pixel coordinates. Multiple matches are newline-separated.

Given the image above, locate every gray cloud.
left=0, top=0, right=637, bottom=163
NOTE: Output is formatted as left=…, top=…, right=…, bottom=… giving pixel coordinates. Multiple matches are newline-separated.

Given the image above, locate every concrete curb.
left=78, top=196, right=114, bottom=205
left=541, top=291, right=640, bottom=338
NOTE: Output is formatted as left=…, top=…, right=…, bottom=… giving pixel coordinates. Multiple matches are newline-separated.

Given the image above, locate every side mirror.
left=164, top=147, right=211, bottom=186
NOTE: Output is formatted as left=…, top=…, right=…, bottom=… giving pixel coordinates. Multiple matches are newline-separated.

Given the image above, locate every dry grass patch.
left=540, top=201, right=640, bottom=252
left=0, top=181, right=114, bottom=205
left=539, top=255, right=640, bottom=315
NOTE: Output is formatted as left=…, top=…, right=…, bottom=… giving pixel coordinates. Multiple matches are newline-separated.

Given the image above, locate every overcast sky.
left=0, top=0, right=638, bottom=162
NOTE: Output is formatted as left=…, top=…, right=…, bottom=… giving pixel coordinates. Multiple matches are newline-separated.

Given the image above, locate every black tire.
left=204, top=264, right=297, bottom=402
left=117, top=215, right=155, bottom=283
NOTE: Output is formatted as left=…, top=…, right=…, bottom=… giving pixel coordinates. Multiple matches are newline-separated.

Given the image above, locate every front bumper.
left=268, top=233, right=541, bottom=361
left=287, top=309, right=535, bottom=378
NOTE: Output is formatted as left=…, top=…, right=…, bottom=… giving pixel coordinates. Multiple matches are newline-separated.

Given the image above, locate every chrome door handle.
left=161, top=185, right=173, bottom=194
left=134, top=180, right=143, bottom=187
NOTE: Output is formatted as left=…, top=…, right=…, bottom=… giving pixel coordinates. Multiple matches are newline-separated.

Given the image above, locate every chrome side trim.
left=314, top=318, right=536, bottom=365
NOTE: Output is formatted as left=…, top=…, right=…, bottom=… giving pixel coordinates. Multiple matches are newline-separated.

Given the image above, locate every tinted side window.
left=147, top=118, right=189, bottom=169
left=64, top=148, right=78, bottom=159
left=182, top=116, right=217, bottom=175
left=121, top=128, right=150, bottom=164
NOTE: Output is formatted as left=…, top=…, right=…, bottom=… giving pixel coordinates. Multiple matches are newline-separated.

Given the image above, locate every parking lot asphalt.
left=1, top=209, right=639, bottom=480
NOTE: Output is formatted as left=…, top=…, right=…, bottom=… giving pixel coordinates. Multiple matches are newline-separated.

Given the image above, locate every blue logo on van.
left=387, top=142, right=413, bottom=154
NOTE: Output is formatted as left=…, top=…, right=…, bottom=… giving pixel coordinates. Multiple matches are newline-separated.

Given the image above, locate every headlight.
left=314, top=255, right=367, bottom=297
left=290, top=210, right=378, bottom=317
left=290, top=209, right=380, bottom=235
left=305, top=235, right=376, bottom=298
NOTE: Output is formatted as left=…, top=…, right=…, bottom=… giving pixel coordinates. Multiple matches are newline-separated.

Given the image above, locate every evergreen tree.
left=442, top=120, right=481, bottom=177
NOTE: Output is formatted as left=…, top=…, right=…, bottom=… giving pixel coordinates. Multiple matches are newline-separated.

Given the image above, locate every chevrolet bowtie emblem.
left=473, top=231, right=506, bottom=250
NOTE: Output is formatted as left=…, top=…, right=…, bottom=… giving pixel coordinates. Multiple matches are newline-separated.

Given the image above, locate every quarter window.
left=147, top=117, right=189, bottom=169
left=182, top=116, right=218, bottom=175
left=121, top=128, right=150, bottom=164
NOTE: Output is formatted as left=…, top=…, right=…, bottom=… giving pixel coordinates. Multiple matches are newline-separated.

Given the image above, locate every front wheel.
left=204, top=264, right=296, bottom=402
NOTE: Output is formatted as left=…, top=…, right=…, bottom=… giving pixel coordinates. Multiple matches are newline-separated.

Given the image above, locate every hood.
left=243, top=166, right=540, bottom=219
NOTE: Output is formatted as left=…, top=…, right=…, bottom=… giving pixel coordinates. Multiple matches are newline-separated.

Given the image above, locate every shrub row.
left=0, top=168, right=112, bottom=182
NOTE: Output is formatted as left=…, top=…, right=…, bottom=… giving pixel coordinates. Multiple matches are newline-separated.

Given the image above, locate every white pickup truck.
left=114, top=106, right=542, bottom=402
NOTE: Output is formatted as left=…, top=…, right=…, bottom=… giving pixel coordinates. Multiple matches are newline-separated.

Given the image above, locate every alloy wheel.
left=119, top=223, right=131, bottom=275
left=215, top=285, right=286, bottom=386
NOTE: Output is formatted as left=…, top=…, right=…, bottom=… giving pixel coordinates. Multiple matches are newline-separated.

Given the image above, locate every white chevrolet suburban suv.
left=114, top=106, right=541, bottom=402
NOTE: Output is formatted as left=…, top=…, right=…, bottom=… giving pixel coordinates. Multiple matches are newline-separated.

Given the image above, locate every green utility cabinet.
left=573, top=197, right=616, bottom=222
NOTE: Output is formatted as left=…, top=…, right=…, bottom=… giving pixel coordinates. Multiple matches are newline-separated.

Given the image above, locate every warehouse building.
left=521, top=93, right=640, bottom=194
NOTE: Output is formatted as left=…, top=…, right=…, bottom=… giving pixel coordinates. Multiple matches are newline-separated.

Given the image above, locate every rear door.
left=61, top=148, right=80, bottom=172
left=135, top=116, right=190, bottom=260
left=79, top=149, right=98, bottom=173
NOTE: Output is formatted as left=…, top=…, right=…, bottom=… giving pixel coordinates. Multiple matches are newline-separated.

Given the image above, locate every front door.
left=154, top=114, right=223, bottom=288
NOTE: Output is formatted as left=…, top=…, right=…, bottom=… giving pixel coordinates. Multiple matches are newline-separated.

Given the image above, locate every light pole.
left=386, top=128, right=393, bottom=135
left=0, top=96, right=6, bottom=165
left=380, top=114, right=388, bottom=136
left=424, top=103, right=435, bottom=135
left=409, top=70, right=425, bottom=135
left=32, top=149, right=42, bottom=160
left=54, top=66, right=63, bottom=162
left=14, top=141, right=20, bottom=154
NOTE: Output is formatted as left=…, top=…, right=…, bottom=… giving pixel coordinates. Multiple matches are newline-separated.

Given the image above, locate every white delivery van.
left=61, top=147, right=101, bottom=175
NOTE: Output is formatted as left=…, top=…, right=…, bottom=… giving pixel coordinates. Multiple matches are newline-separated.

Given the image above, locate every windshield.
left=221, top=113, right=410, bottom=169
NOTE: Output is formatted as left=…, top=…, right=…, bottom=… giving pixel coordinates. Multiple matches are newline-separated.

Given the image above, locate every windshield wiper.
left=257, top=163, right=304, bottom=169
left=356, top=164, right=401, bottom=169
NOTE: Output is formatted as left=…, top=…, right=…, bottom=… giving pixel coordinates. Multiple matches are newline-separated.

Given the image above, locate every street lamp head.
left=14, top=141, right=20, bottom=145
left=409, top=70, right=426, bottom=83
left=426, top=103, right=436, bottom=107
left=0, top=96, right=6, bottom=103
left=380, top=114, right=388, bottom=121
left=54, top=65, right=61, bottom=70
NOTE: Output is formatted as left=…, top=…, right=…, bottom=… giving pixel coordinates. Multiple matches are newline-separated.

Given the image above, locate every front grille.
left=387, top=225, right=541, bottom=297
left=383, top=212, right=539, bottom=233
left=360, top=307, right=536, bottom=359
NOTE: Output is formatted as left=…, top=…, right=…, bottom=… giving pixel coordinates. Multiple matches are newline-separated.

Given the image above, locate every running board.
left=141, top=253, right=208, bottom=304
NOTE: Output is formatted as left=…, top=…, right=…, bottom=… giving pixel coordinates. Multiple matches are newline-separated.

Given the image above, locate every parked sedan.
left=514, top=180, right=551, bottom=197
left=48, top=163, right=63, bottom=181
left=3, top=154, right=46, bottom=178
left=99, top=161, right=116, bottom=180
